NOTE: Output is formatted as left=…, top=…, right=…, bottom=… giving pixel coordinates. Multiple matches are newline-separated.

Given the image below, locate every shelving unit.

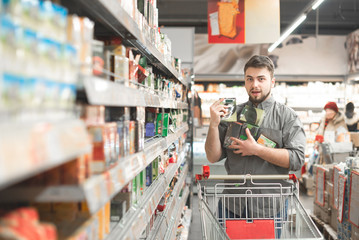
left=0, top=0, right=191, bottom=239
left=147, top=165, right=189, bottom=240
left=109, top=161, right=189, bottom=240
left=62, top=0, right=185, bottom=86
left=0, top=124, right=189, bottom=213
left=83, top=76, right=188, bottom=109
left=0, top=120, right=91, bottom=190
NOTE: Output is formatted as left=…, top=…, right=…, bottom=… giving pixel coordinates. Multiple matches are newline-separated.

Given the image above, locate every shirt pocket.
left=259, top=128, right=283, bottom=148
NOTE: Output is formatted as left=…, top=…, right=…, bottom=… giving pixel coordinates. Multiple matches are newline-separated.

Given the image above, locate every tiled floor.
left=188, top=190, right=314, bottom=239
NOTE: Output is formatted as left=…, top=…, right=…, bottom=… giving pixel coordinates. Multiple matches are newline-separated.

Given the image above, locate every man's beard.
left=249, top=90, right=271, bottom=104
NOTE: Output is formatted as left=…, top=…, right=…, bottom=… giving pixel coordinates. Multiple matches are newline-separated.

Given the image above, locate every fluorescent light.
left=312, top=0, right=325, bottom=10
left=268, top=14, right=307, bottom=52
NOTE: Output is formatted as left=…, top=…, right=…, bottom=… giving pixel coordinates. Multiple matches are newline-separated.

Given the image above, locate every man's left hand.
left=228, top=128, right=260, bottom=156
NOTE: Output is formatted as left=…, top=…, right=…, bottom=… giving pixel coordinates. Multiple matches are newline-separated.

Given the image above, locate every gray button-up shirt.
left=217, top=96, right=306, bottom=217
left=218, top=96, right=306, bottom=174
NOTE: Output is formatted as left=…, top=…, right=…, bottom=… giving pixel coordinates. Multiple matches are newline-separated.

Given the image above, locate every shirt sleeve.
left=218, top=121, right=228, bottom=161
left=282, top=112, right=306, bottom=171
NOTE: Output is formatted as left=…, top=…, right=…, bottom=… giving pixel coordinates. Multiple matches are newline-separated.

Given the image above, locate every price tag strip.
left=315, top=167, right=326, bottom=207
left=349, top=170, right=359, bottom=227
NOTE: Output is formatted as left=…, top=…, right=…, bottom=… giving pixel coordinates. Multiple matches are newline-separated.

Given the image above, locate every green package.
left=152, top=157, right=158, bottom=180
left=239, top=105, right=265, bottom=126
left=156, top=113, right=169, bottom=136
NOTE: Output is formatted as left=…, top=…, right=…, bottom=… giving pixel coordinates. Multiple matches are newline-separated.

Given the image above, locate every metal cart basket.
left=196, top=166, right=323, bottom=240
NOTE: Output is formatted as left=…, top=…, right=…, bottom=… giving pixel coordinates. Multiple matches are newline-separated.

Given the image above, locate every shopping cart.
left=196, top=166, right=323, bottom=240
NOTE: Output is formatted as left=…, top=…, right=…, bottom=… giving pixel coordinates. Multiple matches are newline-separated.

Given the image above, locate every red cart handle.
left=196, top=165, right=298, bottom=183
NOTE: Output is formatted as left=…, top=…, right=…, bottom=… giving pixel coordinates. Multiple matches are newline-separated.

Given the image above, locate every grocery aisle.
left=0, top=0, right=192, bottom=239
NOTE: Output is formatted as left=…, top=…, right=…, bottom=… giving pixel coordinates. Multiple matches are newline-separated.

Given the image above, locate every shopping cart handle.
left=197, top=166, right=299, bottom=183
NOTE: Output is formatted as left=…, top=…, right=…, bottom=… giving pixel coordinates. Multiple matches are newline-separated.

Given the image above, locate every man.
left=205, top=55, right=306, bottom=236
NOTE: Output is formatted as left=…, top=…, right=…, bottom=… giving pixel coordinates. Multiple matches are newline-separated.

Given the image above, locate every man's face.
left=245, top=67, right=274, bottom=105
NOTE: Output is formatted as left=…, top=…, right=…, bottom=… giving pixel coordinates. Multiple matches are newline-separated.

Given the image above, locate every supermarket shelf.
left=147, top=166, right=189, bottom=240
left=0, top=124, right=189, bottom=214
left=83, top=76, right=188, bottom=109
left=65, top=0, right=186, bottom=86
left=0, top=119, right=91, bottom=190
left=164, top=186, right=190, bottom=240
left=176, top=209, right=192, bottom=240
left=108, top=160, right=189, bottom=240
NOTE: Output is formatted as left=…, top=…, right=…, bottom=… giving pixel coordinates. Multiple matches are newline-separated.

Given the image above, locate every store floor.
left=188, top=190, right=314, bottom=239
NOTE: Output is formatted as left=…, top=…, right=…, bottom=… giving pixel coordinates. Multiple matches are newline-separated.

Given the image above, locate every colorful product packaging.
left=87, top=123, right=117, bottom=173
left=129, top=120, right=136, bottom=154
left=220, top=98, right=237, bottom=122
left=156, top=113, right=169, bottom=137
left=152, top=157, right=159, bottom=180
left=146, top=163, right=153, bottom=187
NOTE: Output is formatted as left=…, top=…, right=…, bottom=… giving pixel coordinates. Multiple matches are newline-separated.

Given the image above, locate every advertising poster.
left=207, top=0, right=279, bottom=44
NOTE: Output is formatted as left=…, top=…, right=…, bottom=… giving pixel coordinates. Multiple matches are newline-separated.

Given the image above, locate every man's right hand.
left=209, top=98, right=228, bottom=127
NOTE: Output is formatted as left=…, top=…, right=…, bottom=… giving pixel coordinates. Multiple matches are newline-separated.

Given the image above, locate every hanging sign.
left=207, top=0, right=279, bottom=44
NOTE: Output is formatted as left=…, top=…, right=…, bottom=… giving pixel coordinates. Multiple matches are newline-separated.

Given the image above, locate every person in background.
left=345, top=102, right=359, bottom=132
left=317, top=102, right=348, bottom=141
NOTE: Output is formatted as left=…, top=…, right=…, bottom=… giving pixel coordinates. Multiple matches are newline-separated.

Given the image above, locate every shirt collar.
left=247, top=95, right=275, bottom=110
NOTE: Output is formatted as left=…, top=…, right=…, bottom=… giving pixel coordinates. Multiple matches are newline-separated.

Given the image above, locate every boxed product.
left=129, top=120, right=136, bottom=154
left=87, top=123, right=117, bottom=173
left=92, top=40, right=105, bottom=77
left=104, top=44, right=129, bottom=85
left=145, top=111, right=156, bottom=138
left=146, top=163, right=153, bottom=187
left=132, top=107, right=145, bottom=152
left=156, top=113, right=169, bottom=137
left=132, top=174, right=139, bottom=205
left=257, top=134, right=276, bottom=148
left=152, top=157, right=159, bottom=180
left=67, top=15, right=94, bottom=76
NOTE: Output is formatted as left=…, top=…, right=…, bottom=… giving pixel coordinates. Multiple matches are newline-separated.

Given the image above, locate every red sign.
left=207, top=0, right=245, bottom=44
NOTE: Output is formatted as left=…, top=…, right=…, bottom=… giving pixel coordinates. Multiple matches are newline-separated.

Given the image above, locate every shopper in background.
left=205, top=55, right=306, bottom=236
left=344, top=102, right=359, bottom=132
left=317, top=102, right=348, bottom=141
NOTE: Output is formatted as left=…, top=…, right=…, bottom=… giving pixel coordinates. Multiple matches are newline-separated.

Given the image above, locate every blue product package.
left=145, top=122, right=155, bottom=137
left=146, top=163, right=152, bottom=187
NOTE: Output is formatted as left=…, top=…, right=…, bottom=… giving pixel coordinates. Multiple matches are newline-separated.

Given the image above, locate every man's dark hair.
left=244, top=55, right=274, bottom=78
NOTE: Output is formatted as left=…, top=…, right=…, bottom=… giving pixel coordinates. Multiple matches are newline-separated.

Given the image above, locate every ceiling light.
left=312, top=0, right=325, bottom=10
left=268, top=14, right=307, bottom=53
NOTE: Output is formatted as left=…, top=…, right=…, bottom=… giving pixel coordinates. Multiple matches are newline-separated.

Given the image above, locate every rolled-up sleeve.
left=218, top=122, right=228, bottom=161
left=282, top=114, right=306, bottom=171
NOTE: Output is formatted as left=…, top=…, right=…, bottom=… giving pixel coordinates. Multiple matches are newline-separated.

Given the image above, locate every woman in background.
left=317, top=102, right=348, bottom=142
